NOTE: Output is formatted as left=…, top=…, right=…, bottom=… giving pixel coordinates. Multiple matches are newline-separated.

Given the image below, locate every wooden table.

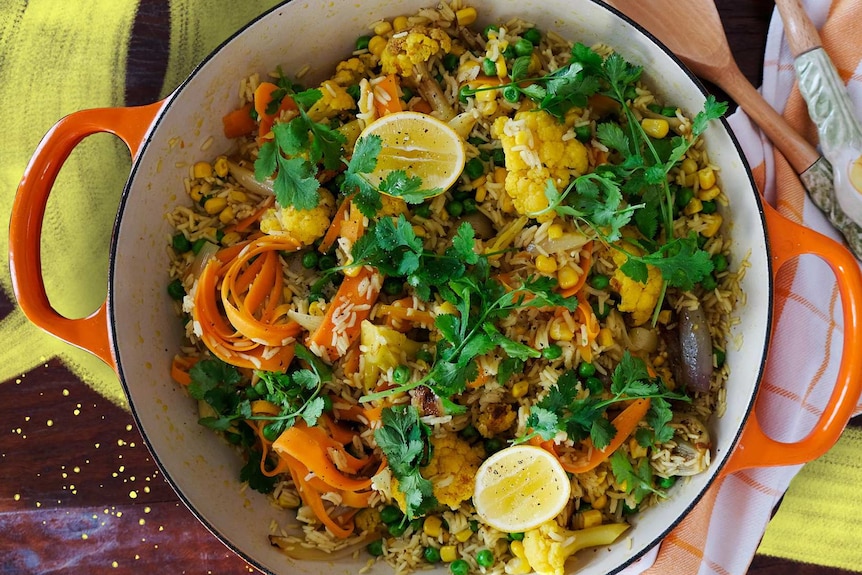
left=1, top=1, right=857, bottom=573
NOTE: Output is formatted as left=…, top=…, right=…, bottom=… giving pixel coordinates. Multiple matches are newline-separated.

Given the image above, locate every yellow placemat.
left=758, top=427, right=862, bottom=570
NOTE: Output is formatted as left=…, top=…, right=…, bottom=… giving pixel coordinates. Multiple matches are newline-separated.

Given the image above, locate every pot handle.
left=9, top=101, right=165, bottom=370
left=722, top=202, right=862, bottom=475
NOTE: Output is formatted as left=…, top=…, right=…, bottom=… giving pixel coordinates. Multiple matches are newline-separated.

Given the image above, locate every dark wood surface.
left=2, top=1, right=858, bottom=574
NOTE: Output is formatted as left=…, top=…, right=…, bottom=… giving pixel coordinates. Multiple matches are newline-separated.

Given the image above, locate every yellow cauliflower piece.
left=307, top=80, right=355, bottom=122
left=610, top=247, right=663, bottom=326
left=422, top=433, right=483, bottom=510
left=475, top=403, right=516, bottom=438
left=260, top=189, right=334, bottom=246
left=380, top=26, right=452, bottom=77
left=358, top=320, right=421, bottom=390
left=523, top=521, right=629, bottom=575
left=491, top=109, right=588, bottom=221
left=331, top=56, right=372, bottom=86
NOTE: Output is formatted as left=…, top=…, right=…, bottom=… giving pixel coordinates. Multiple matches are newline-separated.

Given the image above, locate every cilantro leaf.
left=273, top=155, right=320, bottom=211
left=452, top=223, right=479, bottom=265
left=610, top=451, right=661, bottom=503
left=240, top=449, right=279, bottom=494
left=379, top=170, right=442, bottom=203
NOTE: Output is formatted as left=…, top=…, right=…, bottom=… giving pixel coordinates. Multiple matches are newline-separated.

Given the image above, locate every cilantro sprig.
left=374, top=405, right=437, bottom=518
left=519, top=352, right=687, bottom=449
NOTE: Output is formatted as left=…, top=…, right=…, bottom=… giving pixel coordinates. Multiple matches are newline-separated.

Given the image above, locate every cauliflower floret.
left=380, top=25, right=452, bottom=77
left=491, top=109, right=588, bottom=221
left=475, top=403, right=516, bottom=438
left=522, top=520, right=630, bottom=575
left=307, top=80, right=355, bottom=122
left=422, top=433, right=484, bottom=510
left=609, top=247, right=662, bottom=326
left=259, top=188, right=334, bottom=246
left=331, top=55, right=373, bottom=86
left=354, top=508, right=382, bottom=535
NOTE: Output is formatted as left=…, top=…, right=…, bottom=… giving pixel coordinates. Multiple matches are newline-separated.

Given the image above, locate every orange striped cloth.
left=623, top=1, right=862, bottom=573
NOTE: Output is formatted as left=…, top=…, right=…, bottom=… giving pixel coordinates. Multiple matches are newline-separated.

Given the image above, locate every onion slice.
left=678, top=305, right=714, bottom=392
left=227, top=159, right=275, bottom=196
left=186, top=240, right=220, bottom=281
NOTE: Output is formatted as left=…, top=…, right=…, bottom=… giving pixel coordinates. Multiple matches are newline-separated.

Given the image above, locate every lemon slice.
left=473, top=444, right=572, bottom=533
left=358, top=110, right=465, bottom=199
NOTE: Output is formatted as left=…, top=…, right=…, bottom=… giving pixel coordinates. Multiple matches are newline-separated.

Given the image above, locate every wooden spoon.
left=604, top=0, right=821, bottom=177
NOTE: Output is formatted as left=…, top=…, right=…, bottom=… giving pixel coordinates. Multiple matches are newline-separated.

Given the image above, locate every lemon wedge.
left=358, top=110, right=466, bottom=199
left=473, top=444, right=571, bottom=533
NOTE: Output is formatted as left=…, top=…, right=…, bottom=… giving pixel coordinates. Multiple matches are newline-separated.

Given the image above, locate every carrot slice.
left=222, top=103, right=256, bottom=138
left=318, top=198, right=352, bottom=254
left=272, top=425, right=374, bottom=492
left=254, top=81, right=298, bottom=141
left=560, top=241, right=594, bottom=298
left=373, top=74, right=404, bottom=117
left=224, top=196, right=275, bottom=235
left=170, top=355, right=198, bottom=386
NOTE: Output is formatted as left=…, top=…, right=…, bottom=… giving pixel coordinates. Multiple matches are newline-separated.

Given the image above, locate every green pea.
left=482, top=57, right=498, bottom=77
left=483, top=437, right=503, bottom=455
left=482, top=24, right=500, bottom=39
left=388, top=522, right=408, bottom=537
left=469, top=519, right=480, bottom=532
left=574, top=124, right=592, bottom=143
left=401, top=86, right=415, bottom=102
left=701, top=200, right=717, bottom=214
left=450, top=559, right=469, bottom=575
left=216, top=229, right=225, bottom=243
left=393, top=365, right=411, bottom=385
left=585, top=376, right=604, bottom=395
left=262, top=421, right=283, bottom=442
left=322, top=394, right=334, bottom=412
left=589, top=274, right=610, bottom=290
left=675, top=187, right=694, bottom=210
left=467, top=136, right=486, bottom=147
left=346, top=84, right=361, bottom=101
left=414, top=203, right=432, bottom=218
left=446, top=200, right=464, bottom=218
left=167, top=279, right=185, bottom=301
left=464, top=157, right=485, bottom=180
left=366, top=539, right=384, bottom=557
left=301, top=251, right=319, bottom=269
left=383, top=277, right=404, bottom=296
left=522, top=27, right=542, bottom=45
left=424, top=546, right=441, bottom=563
left=592, top=300, right=611, bottom=319
left=513, top=38, right=533, bottom=57
left=355, top=35, right=371, bottom=51
left=410, top=517, right=425, bottom=532
left=191, top=237, right=209, bottom=255
left=502, top=85, right=520, bottom=103
left=476, top=549, right=494, bottom=567
left=700, top=273, right=718, bottom=291
left=658, top=475, right=677, bottom=489
left=502, top=45, right=517, bottom=60
left=318, top=254, right=337, bottom=270
left=380, top=505, right=403, bottom=525
left=492, top=147, right=506, bottom=166
left=542, top=344, right=563, bottom=360
left=622, top=501, right=639, bottom=516
left=416, top=349, right=434, bottom=363
left=442, top=52, right=459, bottom=72
left=462, top=198, right=478, bottom=214
left=712, top=253, right=728, bottom=273
left=577, top=362, right=596, bottom=378
left=172, top=233, right=192, bottom=253
left=225, top=432, right=242, bottom=445
left=459, top=85, right=474, bottom=103
left=460, top=425, right=479, bottom=440
left=507, top=532, right=524, bottom=541
left=713, top=347, right=726, bottom=369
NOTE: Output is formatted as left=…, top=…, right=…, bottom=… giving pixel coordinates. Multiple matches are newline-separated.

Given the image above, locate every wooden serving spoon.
left=603, top=0, right=822, bottom=178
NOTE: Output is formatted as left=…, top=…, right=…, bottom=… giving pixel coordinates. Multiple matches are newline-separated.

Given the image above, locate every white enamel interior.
left=108, top=1, right=772, bottom=574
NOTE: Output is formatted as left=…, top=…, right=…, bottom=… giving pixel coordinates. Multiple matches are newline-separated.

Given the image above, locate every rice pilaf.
left=165, top=2, right=742, bottom=575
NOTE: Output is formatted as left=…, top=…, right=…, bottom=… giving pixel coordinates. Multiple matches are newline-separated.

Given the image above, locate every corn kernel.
left=683, top=197, right=703, bottom=215
left=505, top=558, right=532, bottom=575
left=458, top=60, right=481, bottom=77
left=471, top=175, right=486, bottom=189
left=309, top=301, right=325, bottom=316
left=598, top=327, right=614, bottom=347
left=514, top=130, right=531, bottom=147
left=193, top=161, right=213, bottom=179
left=511, top=380, right=529, bottom=398
left=190, top=184, right=204, bottom=202
left=481, top=99, right=498, bottom=117
left=218, top=206, right=235, bottom=224
left=455, top=6, right=477, bottom=26
left=549, top=318, right=574, bottom=342
left=423, top=515, right=443, bottom=538
left=373, top=20, right=392, bottom=36
left=475, top=185, right=487, bottom=203
left=528, top=52, right=542, bottom=74
left=592, top=494, right=607, bottom=510
left=440, top=545, right=458, bottom=563
left=476, top=86, right=496, bottom=103
left=495, top=57, right=507, bottom=78
left=535, top=254, right=558, bottom=274
left=221, top=231, right=241, bottom=246
left=700, top=213, right=723, bottom=238
left=685, top=173, right=699, bottom=188
left=412, top=224, right=427, bottom=238
left=547, top=223, right=564, bottom=240
left=211, top=157, right=228, bottom=179
left=657, top=309, right=672, bottom=324
left=641, top=118, right=669, bottom=139
left=204, top=197, right=228, bottom=215
left=229, top=190, right=248, bottom=203
left=509, top=541, right=526, bottom=559
left=580, top=509, right=603, bottom=529
left=698, top=166, right=716, bottom=190
left=494, top=167, right=507, bottom=184
left=681, top=157, right=699, bottom=174
left=698, top=186, right=721, bottom=201
left=557, top=266, right=580, bottom=290
left=629, top=437, right=648, bottom=459
left=454, top=529, right=472, bottom=543
left=392, top=15, right=409, bottom=32
left=344, top=264, right=362, bottom=278
left=368, top=35, right=387, bottom=56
